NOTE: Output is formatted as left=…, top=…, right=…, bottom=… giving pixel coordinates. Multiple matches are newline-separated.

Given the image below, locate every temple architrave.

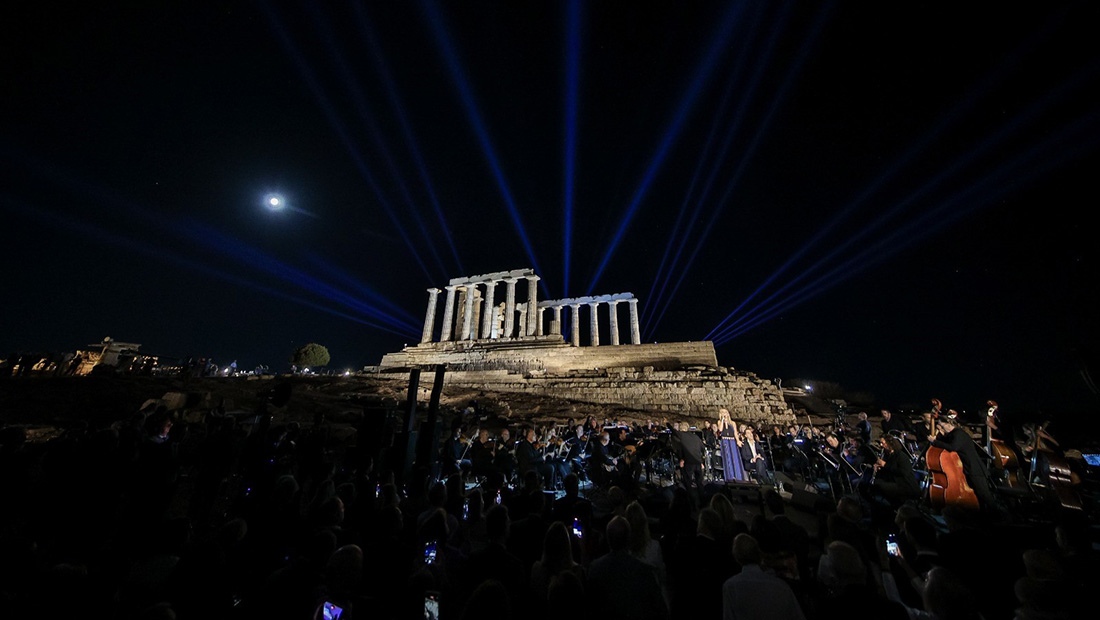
left=376, top=268, right=793, bottom=425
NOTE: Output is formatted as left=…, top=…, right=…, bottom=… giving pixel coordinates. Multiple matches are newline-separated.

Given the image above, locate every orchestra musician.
left=927, top=411, right=999, bottom=515
left=469, top=428, right=496, bottom=477
left=517, top=427, right=555, bottom=487
left=865, top=436, right=921, bottom=507
left=493, top=428, right=517, bottom=481
left=587, top=431, right=616, bottom=488
left=855, top=412, right=872, bottom=444
left=441, top=423, right=472, bottom=478
left=880, top=409, right=913, bottom=437
left=563, top=425, right=588, bottom=478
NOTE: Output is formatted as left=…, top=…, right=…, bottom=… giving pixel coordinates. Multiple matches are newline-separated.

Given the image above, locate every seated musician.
left=927, top=412, right=999, bottom=515
left=517, top=427, right=554, bottom=487
left=866, top=436, right=920, bottom=507
left=563, top=424, right=588, bottom=477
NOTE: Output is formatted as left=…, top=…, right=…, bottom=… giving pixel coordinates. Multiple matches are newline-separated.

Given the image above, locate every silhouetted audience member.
left=587, top=516, right=669, bottom=620
left=722, top=533, right=805, bottom=620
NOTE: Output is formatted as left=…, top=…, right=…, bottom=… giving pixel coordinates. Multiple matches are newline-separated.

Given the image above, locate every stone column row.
left=421, top=275, right=544, bottom=342
left=542, top=298, right=642, bottom=347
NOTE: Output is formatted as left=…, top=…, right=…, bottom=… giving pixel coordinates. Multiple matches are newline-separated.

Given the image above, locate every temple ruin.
left=375, top=268, right=793, bottom=425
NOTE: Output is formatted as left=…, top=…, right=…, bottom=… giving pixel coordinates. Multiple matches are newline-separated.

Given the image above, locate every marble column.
left=491, top=303, right=504, bottom=338
left=421, top=288, right=440, bottom=343
left=480, top=280, right=497, bottom=339
left=517, top=303, right=528, bottom=335
left=472, top=290, right=483, bottom=339
left=588, top=302, right=600, bottom=347
left=570, top=304, right=582, bottom=347
left=461, top=284, right=477, bottom=340
left=608, top=300, right=621, bottom=346
left=503, top=278, right=517, bottom=338
left=628, top=298, right=641, bottom=345
left=550, top=306, right=562, bottom=337
left=440, top=285, right=457, bottom=341
left=524, top=275, right=540, bottom=336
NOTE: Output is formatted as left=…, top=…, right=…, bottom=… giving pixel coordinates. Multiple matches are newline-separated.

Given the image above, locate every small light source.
left=804, top=385, right=813, bottom=391
left=264, top=193, right=286, bottom=211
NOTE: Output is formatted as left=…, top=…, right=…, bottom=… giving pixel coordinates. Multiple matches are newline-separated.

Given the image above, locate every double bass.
left=925, top=399, right=980, bottom=512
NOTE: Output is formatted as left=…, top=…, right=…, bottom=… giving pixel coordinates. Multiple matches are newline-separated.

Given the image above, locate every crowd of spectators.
left=0, top=402, right=1093, bottom=619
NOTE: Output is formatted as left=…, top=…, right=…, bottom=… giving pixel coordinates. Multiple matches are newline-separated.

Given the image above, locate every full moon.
left=263, top=193, right=286, bottom=211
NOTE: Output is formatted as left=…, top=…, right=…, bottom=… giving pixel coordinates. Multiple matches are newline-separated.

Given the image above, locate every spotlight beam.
left=562, top=0, right=582, bottom=298
left=418, top=0, right=547, bottom=293
left=714, top=110, right=1100, bottom=345
left=710, top=58, right=1100, bottom=342
left=181, top=220, right=422, bottom=333
left=585, top=1, right=747, bottom=295
left=258, top=3, right=437, bottom=284
left=1, top=194, right=417, bottom=339
left=302, top=253, right=421, bottom=325
left=352, top=2, right=465, bottom=274
left=306, top=3, right=451, bottom=279
left=643, top=2, right=780, bottom=338
left=705, top=12, right=1069, bottom=341
left=646, top=2, right=831, bottom=339
left=0, top=149, right=420, bottom=335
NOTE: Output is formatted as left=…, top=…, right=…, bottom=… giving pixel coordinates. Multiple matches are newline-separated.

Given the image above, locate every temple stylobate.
left=419, top=268, right=641, bottom=347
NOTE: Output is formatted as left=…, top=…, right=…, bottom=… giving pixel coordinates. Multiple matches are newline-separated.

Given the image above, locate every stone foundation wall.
left=379, top=339, right=718, bottom=374
left=367, top=365, right=794, bottom=426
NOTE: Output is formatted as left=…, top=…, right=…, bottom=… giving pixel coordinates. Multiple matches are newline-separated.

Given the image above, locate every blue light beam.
left=418, top=0, right=547, bottom=290
left=306, top=3, right=451, bottom=278
left=646, top=2, right=831, bottom=339
left=258, top=3, right=438, bottom=284
left=709, top=57, right=1100, bottom=342
left=1, top=194, right=417, bottom=339
left=352, top=1, right=464, bottom=274
left=585, top=1, right=747, bottom=295
left=562, top=0, right=582, bottom=298
left=705, top=11, right=1069, bottom=342
left=643, top=2, right=782, bottom=337
left=714, top=111, right=1100, bottom=345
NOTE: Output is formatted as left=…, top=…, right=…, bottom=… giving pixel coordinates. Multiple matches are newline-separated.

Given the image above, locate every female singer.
left=716, top=408, right=747, bottom=482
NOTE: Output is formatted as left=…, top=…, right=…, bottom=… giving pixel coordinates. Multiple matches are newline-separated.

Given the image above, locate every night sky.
left=3, top=2, right=1099, bottom=419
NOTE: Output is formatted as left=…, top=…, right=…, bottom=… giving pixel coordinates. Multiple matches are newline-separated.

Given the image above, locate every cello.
left=925, top=399, right=980, bottom=512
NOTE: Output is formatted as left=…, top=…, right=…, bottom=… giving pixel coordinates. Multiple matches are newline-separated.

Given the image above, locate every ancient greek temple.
left=419, top=268, right=641, bottom=347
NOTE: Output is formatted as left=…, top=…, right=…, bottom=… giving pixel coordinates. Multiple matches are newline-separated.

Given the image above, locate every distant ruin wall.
left=368, top=365, right=793, bottom=425
left=379, top=339, right=718, bottom=374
